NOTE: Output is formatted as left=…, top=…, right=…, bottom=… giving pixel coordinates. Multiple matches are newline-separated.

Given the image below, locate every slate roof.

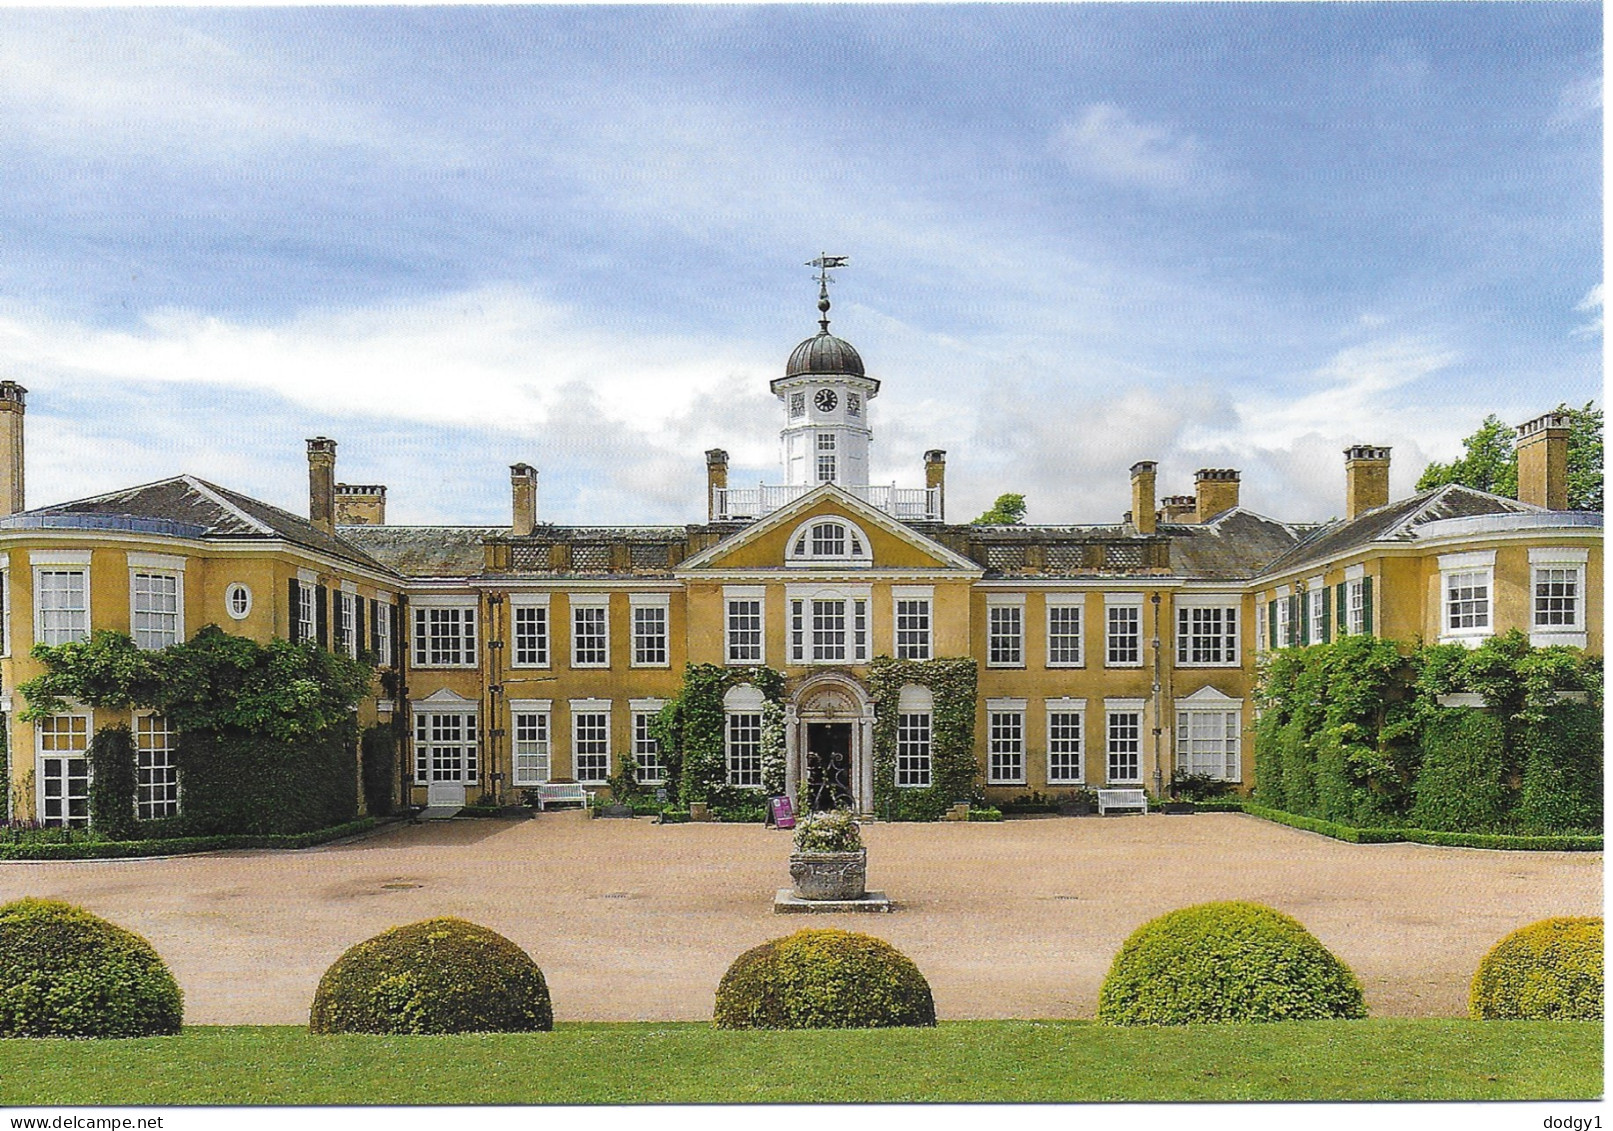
left=338, top=525, right=505, bottom=578
left=1165, top=509, right=1318, bottom=581
left=25, top=475, right=392, bottom=573
left=1257, top=484, right=1538, bottom=578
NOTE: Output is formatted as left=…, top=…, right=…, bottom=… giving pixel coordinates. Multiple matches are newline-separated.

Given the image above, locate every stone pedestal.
left=788, top=850, right=867, bottom=900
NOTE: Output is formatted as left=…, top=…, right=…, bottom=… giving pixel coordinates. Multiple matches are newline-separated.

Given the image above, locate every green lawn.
left=0, top=1020, right=1599, bottom=1104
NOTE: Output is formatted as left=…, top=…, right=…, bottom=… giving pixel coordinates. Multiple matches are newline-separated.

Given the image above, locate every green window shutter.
left=316, top=584, right=329, bottom=649
left=1267, top=600, right=1278, bottom=649
left=1295, top=594, right=1308, bottom=646
left=1320, top=586, right=1331, bottom=643
left=354, top=598, right=366, bottom=657
left=1336, top=582, right=1348, bottom=635
left=287, top=579, right=301, bottom=643
left=1362, top=576, right=1374, bottom=637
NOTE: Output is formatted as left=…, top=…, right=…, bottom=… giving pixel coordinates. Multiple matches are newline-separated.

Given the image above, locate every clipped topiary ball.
left=1097, top=901, right=1366, bottom=1026
left=714, top=928, right=935, bottom=1030
left=0, top=897, right=183, bottom=1037
left=1470, top=917, right=1603, bottom=1021
left=309, top=917, right=552, bottom=1034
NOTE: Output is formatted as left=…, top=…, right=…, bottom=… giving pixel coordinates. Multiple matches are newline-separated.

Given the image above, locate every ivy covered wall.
left=868, top=656, right=979, bottom=821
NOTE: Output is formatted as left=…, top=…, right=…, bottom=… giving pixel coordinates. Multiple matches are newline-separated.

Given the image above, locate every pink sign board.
left=769, top=795, right=796, bottom=829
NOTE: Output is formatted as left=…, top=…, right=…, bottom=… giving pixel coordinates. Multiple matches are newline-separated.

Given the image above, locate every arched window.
left=786, top=518, right=872, bottom=567
left=723, top=684, right=767, bottom=789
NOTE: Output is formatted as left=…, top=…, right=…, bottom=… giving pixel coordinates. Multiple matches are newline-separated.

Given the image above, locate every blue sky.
left=0, top=4, right=1600, bottom=526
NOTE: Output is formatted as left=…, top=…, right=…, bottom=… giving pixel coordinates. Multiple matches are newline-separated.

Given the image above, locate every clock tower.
left=771, top=258, right=880, bottom=489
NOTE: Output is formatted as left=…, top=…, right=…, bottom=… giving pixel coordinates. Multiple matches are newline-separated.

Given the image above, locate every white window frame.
left=374, top=594, right=395, bottom=665
left=1046, top=697, right=1086, bottom=785
left=337, top=587, right=358, bottom=659
left=134, top=712, right=179, bottom=820
left=1255, top=600, right=1267, bottom=654
left=569, top=699, right=612, bottom=784
left=412, top=707, right=480, bottom=787
left=569, top=594, right=611, bottom=669
left=1307, top=577, right=1326, bottom=645
left=0, top=566, right=9, bottom=657
left=126, top=554, right=186, bottom=652
left=1104, top=593, right=1144, bottom=668
left=32, top=551, right=91, bottom=648
left=629, top=593, right=670, bottom=669
left=1528, top=547, right=1589, bottom=648
left=986, top=698, right=1027, bottom=785
left=1273, top=585, right=1292, bottom=648
left=1438, top=551, right=1496, bottom=647
left=295, top=571, right=317, bottom=645
left=1343, top=565, right=1366, bottom=637
left=224, top=582, right=252, bottom=622
left=785, top=518, right=872, bottom=567
left=510, top=592, right=550, bottom=668
left=896, top=711, right=932, bottom=789
left=724, top=586, right=766, bottom=666
left=1104, top=699, right=1145, bottom=784
left=893, top=586, right=934, bottom=662
left=787, top=585, right=870, bottom=664
left=509, top=699, right=552, bottom=787
left=411, top=597, right=479, bottom=668
left=986, top=594, right=1025, bottom=668
left=1175, top=695, right=1244, bottom=782
left=630, top=698, right=667, bottom=786
left=725, top=709, right=764, bottom=790
left=1174, top=594, right=1240, bottom=668
left=1045, top=594, right=1085, bottom=668
left=37, top=709, right=92, bottom=828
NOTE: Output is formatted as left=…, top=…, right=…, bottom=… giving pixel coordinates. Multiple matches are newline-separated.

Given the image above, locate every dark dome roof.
left=786, top=331, right=865, bottom=379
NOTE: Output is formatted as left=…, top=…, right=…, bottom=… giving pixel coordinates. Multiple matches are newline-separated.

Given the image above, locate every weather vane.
left=806, top=254, right=849, bottom=332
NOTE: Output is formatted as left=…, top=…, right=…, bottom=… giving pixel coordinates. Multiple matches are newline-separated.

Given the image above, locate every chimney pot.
left=1343, top=445, right=1392, bottom=520
left=1129, top=461, right=1158, bottom=535
left=306, top=437, right=337, bottom=534
left=1516, top=411, right=1571, bottom=510
left=335, top=483, right=387, bottom=526
left=705, top=448, right=729, bottom=522
left=510, top=462, right=538, bottom=537
left=1193, top=468, right=1241, bottom=522
left=1159, top=495, right=1197, bottom=523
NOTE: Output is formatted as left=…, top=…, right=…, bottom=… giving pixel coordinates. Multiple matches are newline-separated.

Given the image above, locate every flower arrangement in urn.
left=789, top=809, right=868, bottom=901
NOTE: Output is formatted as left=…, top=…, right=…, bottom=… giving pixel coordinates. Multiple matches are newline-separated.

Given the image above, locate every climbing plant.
left=868, top=656, right=979, bottom=821
left=651, top=663, right=786, bottom=808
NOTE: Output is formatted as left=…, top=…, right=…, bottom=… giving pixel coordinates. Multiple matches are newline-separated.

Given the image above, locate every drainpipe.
left=1150, top=591, right=1164, bottom=800
left=485, top=593, right=504, bottom=804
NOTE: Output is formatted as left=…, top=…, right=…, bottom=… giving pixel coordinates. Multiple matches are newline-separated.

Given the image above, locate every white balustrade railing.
left=713, top=484, right=941, bottom=522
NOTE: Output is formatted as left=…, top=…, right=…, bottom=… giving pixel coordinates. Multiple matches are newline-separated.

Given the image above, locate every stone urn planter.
left=789, top=849, right=869, bottom=901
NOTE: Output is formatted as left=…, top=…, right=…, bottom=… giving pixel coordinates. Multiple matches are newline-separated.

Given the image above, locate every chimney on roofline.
left=1343, top=445, right=1391, bottom=520
left=1193, top=468, right=1240, bottom=522
left=1159, top=495, right=1197, bottom=524
left=1515, top=410, right=1571, bottom=511
left=306, top=437, right=337, bottom=535
left=924, top=449, right=946, bottom=521
left=706, top=448, right=729, bottom=522
left=510, top=463, right=538, bottom=537
left=335, top=484, right=386, bottom=526
left=0, top=381, right=26, bottom=518
left=1129, top=460, right=1157, bottom=535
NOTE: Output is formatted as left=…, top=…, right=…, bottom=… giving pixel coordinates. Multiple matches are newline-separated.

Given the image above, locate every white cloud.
left=1050, top=104, right=1202, bottom=189
left=1572, top=283, right=1602, bottom=337
left=1549, top=73, right=1601, bottom=131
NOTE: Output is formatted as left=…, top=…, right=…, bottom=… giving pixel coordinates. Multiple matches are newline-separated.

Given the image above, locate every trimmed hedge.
left=1240, top=802, right=1602, bottom=851
left=0, top=898, right=183, bottom=1037
left=1097, top=901, right=1366, bottom=1026
left=310, top=917, right=553, bottom=1035
left=1470, top=917, right=1603, bottom=1021
left=87, top=725, right=138, bottom=842
left=175, top=723, right=359, bottom=836
left=360, top=725, right=398, bottom=818
left=1410, top=709, right=1509, bottom=832
left=0, top=817, right=379, bottom=861
left=1517, top=704, right=1603, bottom=835
left=714, top=929, right=936, bottom=1030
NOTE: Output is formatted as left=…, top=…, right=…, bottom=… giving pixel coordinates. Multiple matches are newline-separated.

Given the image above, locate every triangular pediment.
left=412, top=688, right=479, bottom=708
left=1177, top=685, right=1241, bottom=704
left=677, top=484, right=981, bottom=573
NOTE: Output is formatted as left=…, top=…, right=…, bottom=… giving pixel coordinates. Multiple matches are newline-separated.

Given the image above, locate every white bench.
left=532, top=783, right=595, bottom=811
left=1098, top=788, right=1149, bottom=816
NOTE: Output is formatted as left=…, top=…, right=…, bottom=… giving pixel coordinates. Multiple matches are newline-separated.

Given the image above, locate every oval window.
left=225, top=583, right=253, bottom=620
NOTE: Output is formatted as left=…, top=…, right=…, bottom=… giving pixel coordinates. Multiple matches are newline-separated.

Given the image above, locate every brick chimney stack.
left=335, top=484, right=386, bottom=526
left=0, top=381, right=26, bottom=518
left=1193, top=468, right=1241, bottom=522
left=1515, top=411, right=1571, bottom=511
left=1343, top=445, right=1392, bottom=520
left=1129, top=461, right=1158, bottom=535
left=510, top=463, right=538, bottom=537
left=924, top=450, right=947, bottom=521
left=1159, top=495, right=1197, bottom=524
left=306, top=437, right=337, bottom=535
left=705, top=449, right=729, bottom=522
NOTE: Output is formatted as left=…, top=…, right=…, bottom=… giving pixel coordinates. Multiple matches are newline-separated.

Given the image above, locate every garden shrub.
left=1409, top=709, right=1508, bottom=832
left=1516, top=704, right=1603, bottom=835
left=793, top=809, right=863, bottom=853
left=869, top=657, right=979, bottom=820
left=1096, top=901, right=1366, bottom=1025
left=714, top=928, right=935, bottom=1030
left=309, top=917, right=552, bottom=1035
left=0, top=897, right=182, bottom=1037
left=176, top=723, right=359, bottom=836
left=1470, top=917, right=1602, bottom=1021
left=87, top=725, right=138, bottom=842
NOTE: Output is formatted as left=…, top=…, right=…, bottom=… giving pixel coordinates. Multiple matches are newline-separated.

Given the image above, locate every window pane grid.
left=726, top=712, right=762, bottom=788
left=1446, top=570, right=1491, bottom=630
left=1534, top=568, right=1579, bottom=627
left=414, top=606, right=477, bottom=666
left=811, top=599, right=846, bottom=661
left=39, top=716, right=90, bottom=828
left=1177, top=709, right=1241, bottom=781
left=135, top=715, right=178, bottom=819
left=727, top=599, right=763, bottom=663
left=132, top=572, right=180, bottom=650
left=573, top=712, right=610, bottom=783
left=633, top=712, right=664, bottom=784
left=414, top=711, right=478, bottom=785
left=988, top=711, right=1024, bottom=784
left=573, top=606, right=609, bottom=666
left=1176, top=606, right=1237, bottom=665
left=896, top=712, right=932, bottom=787
left=513, top=606, right=549, bottom=665
left=1107, top=606, right=1140, bottom=665
left=895, top=599, right=931, bottom=661
left=1047, top=711, right=1083, bottom=783
left=633, top=605, right=668, bottom=665
left=1047, top=606, right=1082, bottom=665
left=37, top=570, right=89, bottom=646
left=1107, top=711, right=1141, bottom=782
left=988, top=605, right=1023, bottom=666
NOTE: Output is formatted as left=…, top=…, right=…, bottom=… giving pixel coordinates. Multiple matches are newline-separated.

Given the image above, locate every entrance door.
left=805, top=722, right=854, bottom=811
left=422, top=712, right=472, bottom=808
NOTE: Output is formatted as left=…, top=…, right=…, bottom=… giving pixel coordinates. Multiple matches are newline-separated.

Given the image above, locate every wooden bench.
left=1097, top=788, right=1148, bottom=816
left=532, top=783, right=595, bottom=811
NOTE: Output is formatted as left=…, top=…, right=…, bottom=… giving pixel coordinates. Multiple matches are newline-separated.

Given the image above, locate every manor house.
left=0, top=284, right=1600, bottom=823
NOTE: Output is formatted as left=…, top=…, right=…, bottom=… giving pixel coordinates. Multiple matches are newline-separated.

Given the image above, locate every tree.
left=1416, top=403, right=1602, bottom=511
left=972, top=493, right=1027, bottom=525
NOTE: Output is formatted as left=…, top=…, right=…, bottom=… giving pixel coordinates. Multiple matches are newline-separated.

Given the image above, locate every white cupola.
left=769, top=261, right=880, bottom=489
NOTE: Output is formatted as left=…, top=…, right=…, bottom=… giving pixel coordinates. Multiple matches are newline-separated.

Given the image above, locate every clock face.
left=814, top=388, right=838, bottom=413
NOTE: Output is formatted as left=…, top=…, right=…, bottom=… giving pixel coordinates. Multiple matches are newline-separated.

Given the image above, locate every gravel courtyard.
left=0, top=812, right=1599, bottom=1025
